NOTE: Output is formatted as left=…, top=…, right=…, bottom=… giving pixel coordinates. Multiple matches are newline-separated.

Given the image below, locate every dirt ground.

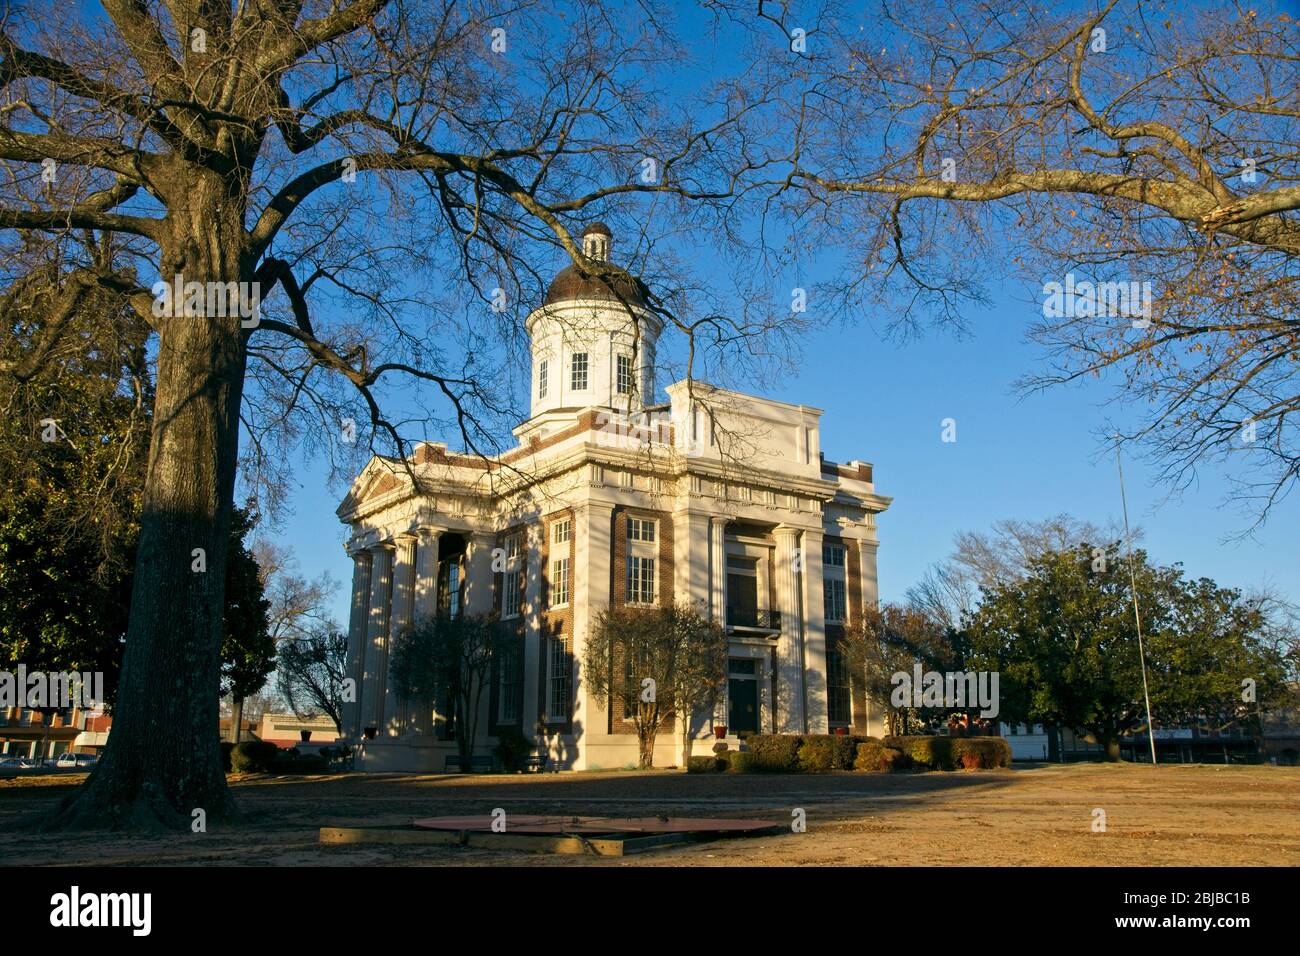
left=1, top=762, right=1296, bottom=866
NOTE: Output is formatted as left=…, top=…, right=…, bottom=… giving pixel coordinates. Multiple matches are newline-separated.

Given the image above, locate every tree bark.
left=45, top=184, right=250, bottom=831
left=230, top=696, right=244, bottom=743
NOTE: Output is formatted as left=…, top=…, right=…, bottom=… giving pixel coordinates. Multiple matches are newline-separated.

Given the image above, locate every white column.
left=856, top=537, right=881, bottom=735
left=709, top=516, right=727, bottom=623
left=343, top=549, right=373, bottom=741
left=362, top=543, right=394, bottom=735
left=463, top=531, right=496, bottom=615
left=774, top=526, right=805, bottom=733
left=409, top=527, right=441, bottom=735
left=802, top=529, right=827, bottom=734
left=384, top=534, right=417, bottom=736
left=858, top=539, right=879, bottom=613
left=521, top=522, right=544, bottom=731
left=577, top=503, right=614, bottom=747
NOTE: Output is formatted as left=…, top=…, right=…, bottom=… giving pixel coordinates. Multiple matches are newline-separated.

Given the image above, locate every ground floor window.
left=546, top=636, right=572, bottom=722
left=827, top=647, right=851, bottom=725
left=498, top=643, right=520, bottom=724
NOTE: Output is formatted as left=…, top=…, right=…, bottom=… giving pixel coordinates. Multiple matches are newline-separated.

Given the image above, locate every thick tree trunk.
left=638, top=729, right=656, bottom=768
left=1096, top=732, right=1123, bottom=762
left=45, top=192, right=250, bottom=831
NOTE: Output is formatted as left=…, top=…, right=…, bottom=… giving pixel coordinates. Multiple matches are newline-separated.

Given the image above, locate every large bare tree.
left=774, top=0, right=1300, bottom=522
left=0, top=0, right=787, bottom=829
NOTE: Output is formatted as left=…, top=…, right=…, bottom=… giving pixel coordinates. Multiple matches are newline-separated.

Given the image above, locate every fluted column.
left=384, top=534, right=417, bottom=736
left=343, top=549, right=373, bottom=740
left=463, top=531, right=496, bottom=615
left=802, top=529, right=827, bottom=734
left=774, top=526, right=805, bottom=733
left=521, top=523, right=544, bottom=726
left=709, top=517, right=727, bottom=623
left=362, top=543, right=394, bottom=735
left=858, top=539, right=879, bottom=614
left=409, top=527, right=442, bottom=735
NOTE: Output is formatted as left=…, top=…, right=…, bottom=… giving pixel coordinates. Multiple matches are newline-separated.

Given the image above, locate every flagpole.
left=1115, top=434, right=1158, bottom=765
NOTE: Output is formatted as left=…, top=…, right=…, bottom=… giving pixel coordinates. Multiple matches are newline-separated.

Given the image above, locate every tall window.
left=827, top=647, right=851, bottom=725
left=538, top=360, right=548, bottom=399
left=498, top=642, right=520, bottom=724
left=502, top=533, right=522, bottom=619
left=570, top=352, right=588, bottom=391
left=546, top=636, right=571, bottom=721
left=823, top=542, right=846, bottom=623
left=628, top=555, right=656, bottom=604
left=550, top=556, right=570, bottom=607
left=446, top=560, right=461, bottom=618
left=616, top=354, right=633, bottom=395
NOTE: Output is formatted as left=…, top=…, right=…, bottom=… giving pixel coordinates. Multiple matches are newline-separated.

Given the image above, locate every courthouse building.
left=337, top=224, right=891, bottom=770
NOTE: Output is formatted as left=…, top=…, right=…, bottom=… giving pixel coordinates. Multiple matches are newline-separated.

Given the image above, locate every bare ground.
left=1, top=762, right=1296, bottom=866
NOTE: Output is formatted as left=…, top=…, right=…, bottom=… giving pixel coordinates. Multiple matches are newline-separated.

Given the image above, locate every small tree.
left=276, top=626, right=349, bottom=733
left=389, top=613, right=505, bottom=771
left=586, top=602, right=728, bottom=769
left=839, top=603, right=955, bottom=736
left=666, top=603, right=728, bottom=769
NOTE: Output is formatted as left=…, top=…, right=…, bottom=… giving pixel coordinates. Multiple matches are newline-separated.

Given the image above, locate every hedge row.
left=228, top=740, right=332, bottom=775
left=687, top=735, right=1012, bottom=774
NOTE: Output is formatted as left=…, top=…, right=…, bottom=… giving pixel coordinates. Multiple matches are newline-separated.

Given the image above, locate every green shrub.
left=853, top=743, right=906, bottom=772
left=687, top=755, right=725, bottom=773
left=494, top=726, right=532, bottom=772
left=230, top=740, right=278, bottom=773
left=950, top=737, right=1013, bottom=769
left=796, top=735, right=837, bottom=772
left=725, top=751, right=759, bottom=773
left=883, top=735, right=954, bottom=770
left=744, top=734, right=801, bottom=771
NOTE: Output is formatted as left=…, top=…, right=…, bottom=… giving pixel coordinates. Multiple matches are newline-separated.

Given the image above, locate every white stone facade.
left=337, top=226, right=891, bottom=771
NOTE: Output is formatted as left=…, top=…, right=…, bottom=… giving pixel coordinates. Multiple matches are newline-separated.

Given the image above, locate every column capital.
left=370, top=539, right=396, bottom=553
left=774, top=524, right=801, bottom=542
left=416, top=525, right=443, bottom=541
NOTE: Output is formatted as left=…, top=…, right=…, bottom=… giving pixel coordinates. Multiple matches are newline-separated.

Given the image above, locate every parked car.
left=51, top=752, right=98, bottom=769
left=1, top=755, right=39, bottom=769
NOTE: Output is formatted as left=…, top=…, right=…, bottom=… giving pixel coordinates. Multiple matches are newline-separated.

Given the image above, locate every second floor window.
left=552, top=518, right=571, bottom=544
left=571, top=352, right=588, bottom=391
left=538, top=360, right=548, bottom=399
left=616, top=354, right=633, bottom=394
left=824, top=577, right=847, bottom=623
left=550, top=557, right=570, bottom=607
left=628, top=555, right=656, bottom=604
left=502, top=533, right=522, bottom=619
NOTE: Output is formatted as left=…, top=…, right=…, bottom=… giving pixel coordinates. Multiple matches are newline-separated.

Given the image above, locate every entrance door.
left=728, top=659, right=759, bottom=734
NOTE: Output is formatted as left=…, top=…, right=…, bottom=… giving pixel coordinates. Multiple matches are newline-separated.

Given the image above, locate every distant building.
left=256, top=713, right=339, bottom=750
left=0, top=706, right=101, bottom=758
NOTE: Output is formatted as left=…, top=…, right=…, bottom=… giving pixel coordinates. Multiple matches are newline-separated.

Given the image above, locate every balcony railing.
left=726, top=606, right=781, bottom=631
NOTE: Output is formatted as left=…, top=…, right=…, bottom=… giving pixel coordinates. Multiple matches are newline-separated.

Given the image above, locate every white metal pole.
left=1115, top=436, right=1158, bottom=765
